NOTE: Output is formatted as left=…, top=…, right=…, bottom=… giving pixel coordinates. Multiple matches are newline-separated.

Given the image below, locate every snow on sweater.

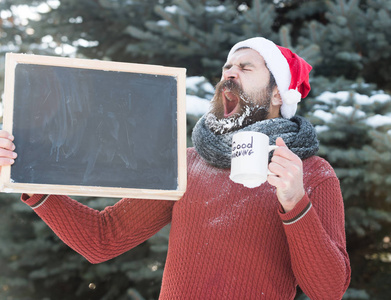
left=22, top=147, right=350, bottom=300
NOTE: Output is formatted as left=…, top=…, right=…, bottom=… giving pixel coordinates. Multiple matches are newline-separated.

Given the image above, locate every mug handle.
left=267, top=145, right=279, bottom=176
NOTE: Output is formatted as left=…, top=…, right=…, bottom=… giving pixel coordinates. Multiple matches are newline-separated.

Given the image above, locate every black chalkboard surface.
left=1, top=53, right=187, bottom=200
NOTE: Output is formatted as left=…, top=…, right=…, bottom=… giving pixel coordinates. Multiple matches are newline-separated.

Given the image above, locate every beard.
left=206, top=79, right=272, bottom=135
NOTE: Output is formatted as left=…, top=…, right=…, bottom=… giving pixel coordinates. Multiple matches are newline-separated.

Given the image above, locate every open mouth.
left=223, top=90, right=240, bottom=118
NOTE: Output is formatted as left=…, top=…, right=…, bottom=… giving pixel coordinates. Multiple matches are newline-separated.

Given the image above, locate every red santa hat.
left=227, top=37, right=312, bottom=119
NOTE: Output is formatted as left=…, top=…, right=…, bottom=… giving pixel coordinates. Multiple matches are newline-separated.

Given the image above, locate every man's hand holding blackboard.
left=0, top=130, right=17, bottom=169
left=0, top=130, right=33, bottom=198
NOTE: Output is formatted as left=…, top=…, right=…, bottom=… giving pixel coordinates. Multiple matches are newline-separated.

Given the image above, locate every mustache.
left=215, top=79, right=243, bottom=97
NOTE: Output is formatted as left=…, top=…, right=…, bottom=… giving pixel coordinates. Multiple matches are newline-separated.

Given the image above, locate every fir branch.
left=154, top=5, right=209, bottom=49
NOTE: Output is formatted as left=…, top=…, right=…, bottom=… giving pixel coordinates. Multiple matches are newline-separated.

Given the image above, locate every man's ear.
left=268, top=87, right=283, bottom=119
left=271, top=86, right=282, bottom=107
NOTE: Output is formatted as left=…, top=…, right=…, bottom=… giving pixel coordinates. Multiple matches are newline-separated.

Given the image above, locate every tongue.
left=225, top=92, right=239, bottom=116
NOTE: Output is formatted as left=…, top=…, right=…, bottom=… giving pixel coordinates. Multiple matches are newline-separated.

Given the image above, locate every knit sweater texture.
left=22, top=148, right=351, bottom=300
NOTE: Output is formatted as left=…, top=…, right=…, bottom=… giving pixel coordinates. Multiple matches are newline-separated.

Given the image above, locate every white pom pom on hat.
left=227, top=37, right=312, bottom=119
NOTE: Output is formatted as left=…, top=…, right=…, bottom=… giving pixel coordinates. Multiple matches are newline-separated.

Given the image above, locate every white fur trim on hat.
left=280, top=89, right=301, bottom=119
left=227, top=37, right=299, bottom=119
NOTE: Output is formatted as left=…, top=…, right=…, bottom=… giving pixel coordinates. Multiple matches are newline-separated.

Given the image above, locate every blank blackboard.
left=1, top=53, right=187, bottom=200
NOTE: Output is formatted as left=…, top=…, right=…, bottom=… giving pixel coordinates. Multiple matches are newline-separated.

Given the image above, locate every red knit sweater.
left=22, top=148, right=350, bottom=300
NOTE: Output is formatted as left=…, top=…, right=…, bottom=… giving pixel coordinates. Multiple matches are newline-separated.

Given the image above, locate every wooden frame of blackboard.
left=0, top=53, right=187, bottom=201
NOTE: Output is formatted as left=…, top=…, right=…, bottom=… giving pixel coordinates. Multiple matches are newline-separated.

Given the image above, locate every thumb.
left=276, top=137, right=287, bottom=147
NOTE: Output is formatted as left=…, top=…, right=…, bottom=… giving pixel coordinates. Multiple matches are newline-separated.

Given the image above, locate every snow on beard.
left=206, top=79, right=271, bottom=135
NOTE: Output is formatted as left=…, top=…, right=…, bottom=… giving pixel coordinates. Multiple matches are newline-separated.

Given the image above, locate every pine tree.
left=0, top=0, right=43, bottom=122
left=302, top=0, right=391, bottom=91
left=122, top=0, right=322, bottom=82
left=299, top=2, right=391, bottom=295
left=306, top=85, right=391, bottom=298
left=123, top=0, right=242, bottom=81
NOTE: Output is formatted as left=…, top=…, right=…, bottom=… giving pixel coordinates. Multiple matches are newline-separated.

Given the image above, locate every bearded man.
left=0, top=37, right=350, bottom=299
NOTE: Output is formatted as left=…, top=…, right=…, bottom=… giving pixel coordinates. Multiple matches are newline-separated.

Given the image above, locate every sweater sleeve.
left=21, top=194, right=175, bottom=264
left=278, top=177, right=351, bottom=300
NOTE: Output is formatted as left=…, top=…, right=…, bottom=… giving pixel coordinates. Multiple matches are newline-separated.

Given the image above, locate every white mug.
left=229, top=131, right=278, bottom=188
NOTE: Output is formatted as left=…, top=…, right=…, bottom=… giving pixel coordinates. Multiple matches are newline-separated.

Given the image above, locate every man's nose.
left=223, top=66, right=239, bottom=80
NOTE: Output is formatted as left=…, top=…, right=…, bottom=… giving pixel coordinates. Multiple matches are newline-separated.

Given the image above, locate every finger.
left=0, top=138, right=15, bottom=151
left=269, top=162, right=298, bottom=184
left=276, top=137, right=286, bottom=147
left=271, top=154, right=289, bottom=166
left=267, top=172, right=285, bottom=189
left=273, top=147, right=298, bottom=162
left=268, top=160, right=285, bottom=176
left=0, top=157, right=15, bottom=166
left=0, top=130, right=14, bottom=140
left=0, top=148, right=17, bottom=159
left=273, top=138, right=299, bottom=162
left=272, top=155, right=303, bottom=177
